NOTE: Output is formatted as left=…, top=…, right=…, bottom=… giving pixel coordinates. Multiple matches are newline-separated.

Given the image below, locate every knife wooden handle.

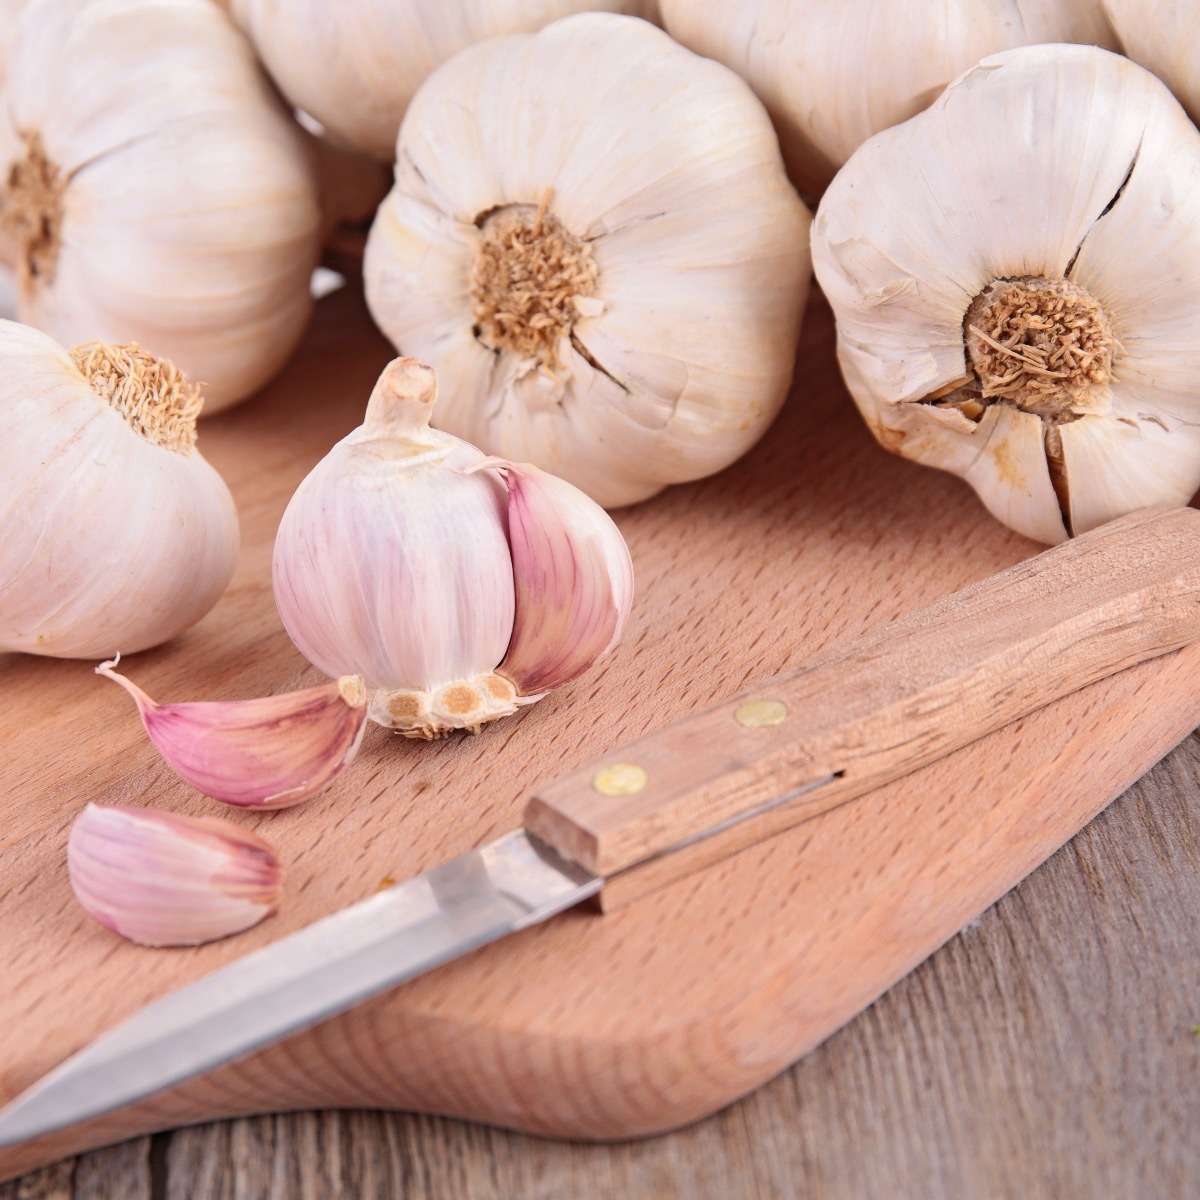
left=525, top=506, right=1200, bottom=908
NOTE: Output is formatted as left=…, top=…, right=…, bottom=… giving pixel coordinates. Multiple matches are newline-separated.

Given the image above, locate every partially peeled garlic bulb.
left=0, top=322, right=238, bottom=657
left=68, top=804, right=284, bottom=947
left=98, top=662, right=367, bottom=810
left=812, top=45, right=1200, bottom=544
left=273, top=358, right=634, bottom=738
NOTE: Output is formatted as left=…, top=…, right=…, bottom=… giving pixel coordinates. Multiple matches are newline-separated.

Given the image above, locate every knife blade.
left=3, top=505, right=1200, bottom=1148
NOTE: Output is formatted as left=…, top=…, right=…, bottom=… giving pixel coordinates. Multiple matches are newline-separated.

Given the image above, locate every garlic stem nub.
left=98, top=661, right=367, bottom=809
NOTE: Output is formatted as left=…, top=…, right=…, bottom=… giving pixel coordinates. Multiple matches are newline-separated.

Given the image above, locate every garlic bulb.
left=273, top=357, right=634, bottom=738
left=811, top=45, right=1200, bottom=545
left=660, top=0, right=1117, bottom=197
left=0, top=0, right=321, bottom=414
left=364, top=13, right=811, bottom=508
left=68, top=803, right=283, bottom=947
left=228, top=0, right=660, bottom=161
left=0, top=322, right=238, bottom=657
left=1103, top=1, right=1200, bottom=123
left=98, top=662, right=367, bottom=810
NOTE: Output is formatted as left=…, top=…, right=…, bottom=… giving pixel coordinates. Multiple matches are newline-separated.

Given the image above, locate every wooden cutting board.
left=3, top=285, right=1199, bottom=1182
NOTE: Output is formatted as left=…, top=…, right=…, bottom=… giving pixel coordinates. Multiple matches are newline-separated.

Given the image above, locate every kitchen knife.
left=3, top=504, right=1200, bottom=1148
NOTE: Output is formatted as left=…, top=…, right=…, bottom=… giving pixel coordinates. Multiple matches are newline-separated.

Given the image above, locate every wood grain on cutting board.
left=2, top=287, right=1198, bottom=1181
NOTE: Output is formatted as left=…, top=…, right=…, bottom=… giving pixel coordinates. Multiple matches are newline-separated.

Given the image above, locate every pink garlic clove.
left=67, top=803, right=284, bottom=947
left=477, top=458, right=634, bottom=696
left=97, top=662, right=367, bottom=809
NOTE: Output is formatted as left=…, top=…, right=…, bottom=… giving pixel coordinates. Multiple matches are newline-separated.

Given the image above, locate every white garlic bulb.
left=1103, top=1, right=1200, bottom=123
left=0, top=322, right=238, bottom=657
left=0, top=0, right=322, bottom=414
left=660, top=0, right=1117, bottom=197
left=228, top=0, right=660, bottom=161
left=812, top=44, right=1200, bottom=546
left=364, top=13, right=811, bottom=508
left=273, top=358, right=634, bottom=739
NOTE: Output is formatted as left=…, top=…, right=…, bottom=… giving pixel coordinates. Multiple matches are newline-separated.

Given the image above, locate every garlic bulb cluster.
left=0, top=322, right=238, bottom=656
left=68, top=804, right=283, bottom=947
left=229, top=0, right=660, bottom=161
left=0, top=0, right=322, bottom=413
left=364, top=14, right=811, bottom=508
left=273, top=357, right=634, bottom=738
left=1103, top=1, right=1200, bottom=123
left=812, top=45, right=1200, bottom=545
left=98, top=662, right=367, bottom=810
left=660, top=0, right=1117, bottom=197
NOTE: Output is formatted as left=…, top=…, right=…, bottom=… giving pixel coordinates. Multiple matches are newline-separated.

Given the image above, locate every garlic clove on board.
left=97, top=662, right=367, bottom=810
left=471, top=459, right=634, bottom=696
left=0, top=323, right=239, bottom=658
left=273, top=357, right=635, bottom=738
left=68, top=804, right=284, bottom=947
left=811, top=45, right=1200, bottom=544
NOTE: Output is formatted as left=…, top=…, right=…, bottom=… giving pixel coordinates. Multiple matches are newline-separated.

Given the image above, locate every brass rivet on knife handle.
left=734, top=699, right=789, bottom=727
left=592, top=764, right=648, bottom=797
left=525, top=507, right=1200, bottom=910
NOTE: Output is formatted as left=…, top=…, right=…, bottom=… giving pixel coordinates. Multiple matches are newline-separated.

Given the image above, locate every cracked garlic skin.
left=0, top=322, right=238, bottom=657
left=661, top=0, right=1117, bottom=198
left=272, top=357, right=634, bottom=739
left=811, top=45, right=1200, bottom=546
left=1103, top=0, right=1200, bottom=125
left=0, top=0, right=321, bottom=414
left=98, top=663, right=368, bottom=810
left=364, top=13, right=811, bottom=509
left=68, top=804, right=283, bottom=947
left=229, top=0, right=659, bottom=161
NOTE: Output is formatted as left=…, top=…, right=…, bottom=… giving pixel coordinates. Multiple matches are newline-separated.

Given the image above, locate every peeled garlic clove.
left=364, top=13, right=811, bottom=508
left=661, top=0, right=1117, bottom=197
left=473, top=459, right=633, bottom=696
left=68, top=804, right=283, bottom=947
left=0, top=323, right=238, bottom=658
left=812, top=45, right=1200, bottom=544
left=98, top=663, right=367, bottom=810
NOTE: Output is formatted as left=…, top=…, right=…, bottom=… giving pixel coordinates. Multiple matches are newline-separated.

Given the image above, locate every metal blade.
left=0, top=831, right=599, bottom=1148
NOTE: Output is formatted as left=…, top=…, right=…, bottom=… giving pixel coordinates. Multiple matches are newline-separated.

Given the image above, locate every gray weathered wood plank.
left=4, top=732, right=1198, bottom=1200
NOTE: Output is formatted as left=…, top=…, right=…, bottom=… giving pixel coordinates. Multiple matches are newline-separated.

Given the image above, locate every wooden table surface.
left=3, top=726, right=1197, bottom=1199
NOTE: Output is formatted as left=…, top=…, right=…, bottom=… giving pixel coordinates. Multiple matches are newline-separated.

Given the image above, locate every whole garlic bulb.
left=364, top=14, right=811, bottom=508
left=228, top=0, right=660, bottom=161
left=1103, top=1, right=1200, bottom=123
left=660, top=0, right=1117, bottom=197
left=0, top=0, right=321, bottom=414
left=0, top=321, right=238, bottom=657
left=273, top=358, right=634, bottom=739
left=811, top=45, right=1200, bottom=545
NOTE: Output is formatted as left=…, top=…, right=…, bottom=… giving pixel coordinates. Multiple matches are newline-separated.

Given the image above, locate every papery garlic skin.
left=98, top=663, right=367, bottom=810
left=812, top=45, right=1200, bottom=545
left=661, top=0, right=1117, bottom=198
left=273, top=358, right=634, bottom=738
left=364, top=13, right=810, bottom=509
left=0, top=322, right=238, bottom=657
left=68, top=804, right=284, bottom=947
left=229, top=0, right=660, bottom=161
left=1103, top=0, right=1200, bottom=124
left=0, top=0, right=321, bottom=413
